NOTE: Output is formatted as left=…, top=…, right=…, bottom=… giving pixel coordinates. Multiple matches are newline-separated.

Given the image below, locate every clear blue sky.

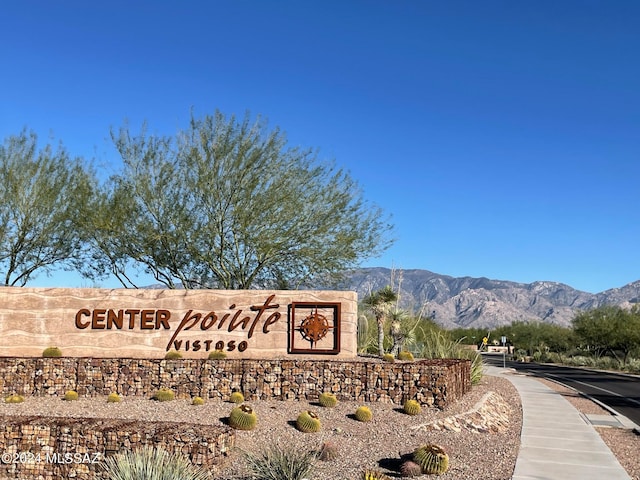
left=2, top=1, right=639, bottom=293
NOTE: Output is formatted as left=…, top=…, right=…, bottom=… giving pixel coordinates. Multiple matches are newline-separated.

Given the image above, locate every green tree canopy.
left=0, top=130, right=95, bottom=286
left=83, top=111, right=394, bottom=289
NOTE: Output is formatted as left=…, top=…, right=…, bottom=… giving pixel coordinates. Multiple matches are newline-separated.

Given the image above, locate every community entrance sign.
left=0, top=287, right=357, bottom=358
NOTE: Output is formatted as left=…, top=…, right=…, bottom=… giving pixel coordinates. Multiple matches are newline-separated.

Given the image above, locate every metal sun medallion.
left=299, top=308, right=331, bottom=347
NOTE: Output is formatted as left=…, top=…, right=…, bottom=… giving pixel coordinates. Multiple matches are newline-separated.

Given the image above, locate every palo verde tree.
left=572, top=305, right=640, bottom=364
left=362, top=286, right=398, bottom=356
left=84, top=111, right=393, bottom=289
left=0, top=130, right=95, bottom=286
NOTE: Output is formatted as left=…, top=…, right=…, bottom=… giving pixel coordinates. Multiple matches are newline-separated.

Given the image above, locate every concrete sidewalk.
left=485, top=366, right=633, bottom=480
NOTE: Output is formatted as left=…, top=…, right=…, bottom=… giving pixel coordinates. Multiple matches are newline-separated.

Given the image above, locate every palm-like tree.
left=363, top=286, right=398, bottom=356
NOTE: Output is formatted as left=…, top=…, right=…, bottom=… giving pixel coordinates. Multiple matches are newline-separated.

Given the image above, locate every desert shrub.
left=382, top=353, right=395, bottom=363
left=208, top=350, right=227, bottom=360
left=403, top=399, right=421, bottom=416
left=164, top=351, right=183, bottom=360
left=63, top=390, right=79, bottom=401
left=398, top=351, right=414, bottom=361
left=295, top=410, right=321, bottom=433
left=318, top=392, right=338, bottom=408
left=243, top=444, right=315, bottom=480
left=192, top=397, right=205, bottom=406
left=417, top=330, right=484, bottom=384
left=5, top=394, right=25, bottom=404
left=107, top=392, right=121, bottom=403
left=318, top=441, right=339, bottom=461
left=413, top=444, right=449, bottom=475
left=100, top=445, right=210, bottom=480
left=624, top=358, right=640, bottom=374
left=354, top=406, right=373, bottom=422
left=153, top=388, right=175, bottom=402
left=42, top=347, right=62, bottom=358
left=229, top=392, right=244, bottom=404
left=229, top=404, right=257, bottom=430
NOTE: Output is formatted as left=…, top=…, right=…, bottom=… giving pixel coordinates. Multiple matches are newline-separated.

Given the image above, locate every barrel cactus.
left=296, top=410, right=321, bottom=433
left=63, top=390, right=79, bottom=401
left=318, top=441, right=339, bottom=461
left=5, top=394, right=25, bottom=404
left=192, top=396, right=205, bottom=406
left=400, top=460, right=423, bottom=477
left=107, top=392, right=121, bottom=403
left=229, top=392, right=244, bottom=404
left=164, top=350, right=183, bottom=359
left=229, top=404, right=257, bottom=430
left=355, top=405, right=373, bottom=422
left=42, top=346, right=62, bottom=358
left=403, top=399, right=421, bottom=416
left=319, top=392, right=338, bottom=408
left=382, top=353, right=395, bottom=363
left=413, top=444, right=449, bottom=475
left=398, top=351, right=414, bottom=361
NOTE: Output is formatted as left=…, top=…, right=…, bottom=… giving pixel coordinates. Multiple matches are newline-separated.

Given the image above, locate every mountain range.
left=342, top=267, right=640, bottom=329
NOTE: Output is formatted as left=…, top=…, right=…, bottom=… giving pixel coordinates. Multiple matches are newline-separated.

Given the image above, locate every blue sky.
left=2, top=1, right=639, bottom=293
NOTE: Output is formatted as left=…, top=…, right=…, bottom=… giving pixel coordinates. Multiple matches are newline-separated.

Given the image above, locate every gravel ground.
left=1, top=370, right=638, bottom=480
left=1, top=375, right=521, bottom=480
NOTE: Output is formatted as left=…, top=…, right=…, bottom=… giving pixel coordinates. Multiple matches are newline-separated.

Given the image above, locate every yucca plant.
left=42, top=346, right=62, bottom=358
left=403, top=399, right=421, bottom=416
left=107, top=392, right=122, bottom=403
left=295, top=410, right=321, bottom=433
left=413, top=443, right=449, bottom=475
left=354, top=406, right=373, bottom=422
left=243, top=444, right=315, bottom=480
left=229, top=404, right=258, bottom=430
left=318, top=392, right=338, bottom=408
left=362, top=468, right=392, bottom=480
left=63, top=390, right=79, bottom=401
left=100, top=445, right=210, bottom=480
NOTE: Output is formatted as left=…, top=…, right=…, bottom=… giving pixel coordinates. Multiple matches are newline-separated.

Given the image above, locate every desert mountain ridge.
left=340, top=267, right=640, bottom=329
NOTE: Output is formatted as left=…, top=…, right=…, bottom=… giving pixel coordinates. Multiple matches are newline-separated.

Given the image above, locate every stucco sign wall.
left=0, top=287, right=357, bottom=358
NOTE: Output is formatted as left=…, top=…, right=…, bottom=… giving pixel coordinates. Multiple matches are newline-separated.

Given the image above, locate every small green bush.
left=318, top=392, right=338, bottom=408
left=107, top=392, right=121, bottom=403
left=244, top=444, right=316, bottom=480
left=153, top=388, right=175, bottom=402
left=63, top=390, right=79, bottom=401
left=229, top=391, right=245, bottom=404
left=229, top=404, right=258, bottom=430
left=5, top=394, right=25, bottom=404
left=208, top=350, right=227, bottom=360
left=295, top=410, right=321, bottom=433
left=403, top=399, right=421, bottom=416
left=101, top=445, right=210, bottom=480
left=354, top=406, right=373, bottom=422
left=192, top=396, right=205, bottom=406
left=42, top=347, right=62, bottom=358
left=164, top=350, right=183, bottom=360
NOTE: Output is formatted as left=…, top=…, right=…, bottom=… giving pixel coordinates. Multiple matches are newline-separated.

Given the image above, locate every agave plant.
left=100, top=445, right=210, bottom=480
left=243, top=444, right=315, bottom=480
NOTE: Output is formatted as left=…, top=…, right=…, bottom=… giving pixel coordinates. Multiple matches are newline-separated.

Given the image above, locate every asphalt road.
left=482, top=353, right=640, bottom=427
